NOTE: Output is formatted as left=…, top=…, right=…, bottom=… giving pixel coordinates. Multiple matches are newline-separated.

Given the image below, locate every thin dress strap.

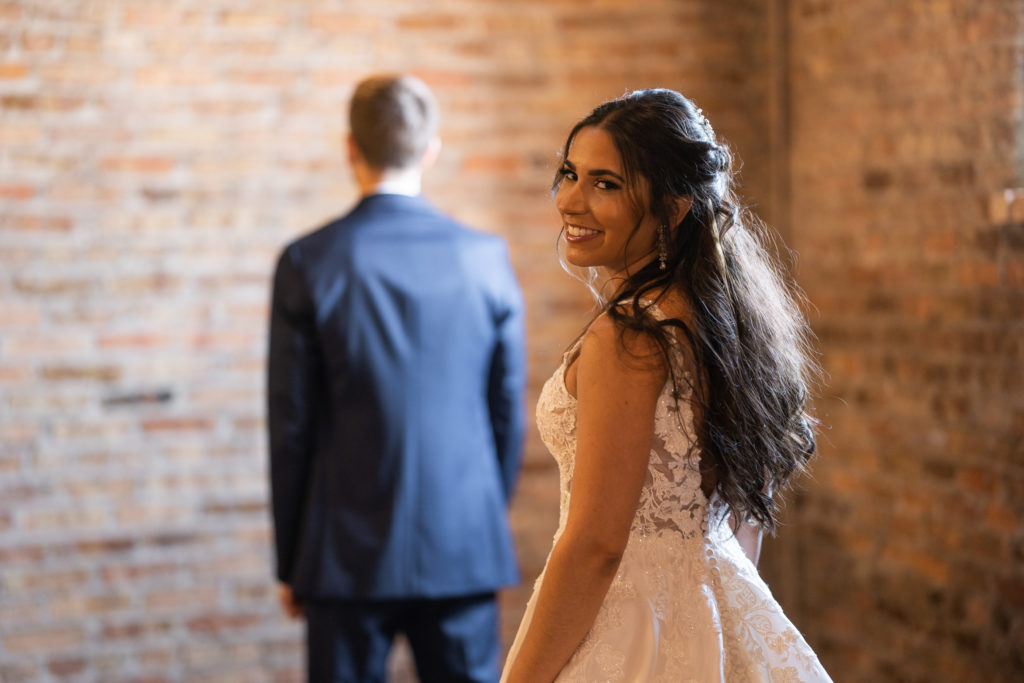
left=639, top=298, right=667, bottom=321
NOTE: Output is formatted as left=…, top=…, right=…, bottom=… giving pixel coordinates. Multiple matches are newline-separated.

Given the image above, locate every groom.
left=266, top=74, right=527, bottom=682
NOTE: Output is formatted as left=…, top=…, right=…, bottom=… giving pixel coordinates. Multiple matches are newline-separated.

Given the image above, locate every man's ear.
left=346, top=135, right=362, bottom=167
left=420, top=136, right=442, bottom=170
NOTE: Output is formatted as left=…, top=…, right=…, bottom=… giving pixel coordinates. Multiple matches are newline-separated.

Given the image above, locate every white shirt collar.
left=368, top=176, right=421, bottom=197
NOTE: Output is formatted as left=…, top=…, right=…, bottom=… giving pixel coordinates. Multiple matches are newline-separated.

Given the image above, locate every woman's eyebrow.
left=563, top=159, right=625, bottom=182
left=587, top=168, right=624, bottom=182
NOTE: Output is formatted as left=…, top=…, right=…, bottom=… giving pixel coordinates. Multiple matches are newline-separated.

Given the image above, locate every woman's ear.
left=672, top=196, right=694, bottom=226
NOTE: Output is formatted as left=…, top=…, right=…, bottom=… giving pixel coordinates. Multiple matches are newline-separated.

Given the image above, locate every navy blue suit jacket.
left=268, top=194, right=527, bottom=601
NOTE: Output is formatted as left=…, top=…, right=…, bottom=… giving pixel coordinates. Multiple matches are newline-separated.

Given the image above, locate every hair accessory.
left=708, top=201, right=731, bottom=298
left=695, top=107, right=711, bottom=134
left=658, top=224, right=668, bottom=271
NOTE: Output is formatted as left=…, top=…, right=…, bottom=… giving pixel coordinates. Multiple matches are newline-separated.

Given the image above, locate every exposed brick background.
left=770, top=1, right=1024, bottom=681
left=0, top=0, right=1020, bottom=681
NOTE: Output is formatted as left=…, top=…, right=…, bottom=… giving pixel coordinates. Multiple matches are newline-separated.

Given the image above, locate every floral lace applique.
left=517, top=303, right=832, bottom=683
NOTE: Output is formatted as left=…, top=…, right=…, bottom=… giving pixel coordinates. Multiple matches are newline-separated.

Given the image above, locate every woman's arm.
left=504, top=315, right=666, bottom=683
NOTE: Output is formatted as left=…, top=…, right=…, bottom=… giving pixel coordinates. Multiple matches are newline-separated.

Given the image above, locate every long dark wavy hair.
left=556, top=89, right=819, bottom=534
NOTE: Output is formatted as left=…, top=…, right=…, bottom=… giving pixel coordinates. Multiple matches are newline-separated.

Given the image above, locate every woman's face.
left=556, top=125, right=658, bottom=276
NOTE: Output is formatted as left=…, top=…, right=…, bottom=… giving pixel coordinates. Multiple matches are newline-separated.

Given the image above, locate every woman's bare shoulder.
left=578, top=310, right=667, bottom=383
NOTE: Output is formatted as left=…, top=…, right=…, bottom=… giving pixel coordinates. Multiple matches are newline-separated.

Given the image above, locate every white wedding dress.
left=501, top=306, right=832, bottom=682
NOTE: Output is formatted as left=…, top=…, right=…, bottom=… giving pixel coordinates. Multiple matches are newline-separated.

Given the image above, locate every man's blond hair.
left=349, top=74, right=439, bottom=170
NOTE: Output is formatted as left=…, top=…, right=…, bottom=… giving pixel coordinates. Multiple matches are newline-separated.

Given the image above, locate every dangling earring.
left=658, top=224, right=668, bottom=271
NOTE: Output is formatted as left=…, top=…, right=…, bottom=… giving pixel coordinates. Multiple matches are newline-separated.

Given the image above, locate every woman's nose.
left=556, top=181, right=584, bottom=214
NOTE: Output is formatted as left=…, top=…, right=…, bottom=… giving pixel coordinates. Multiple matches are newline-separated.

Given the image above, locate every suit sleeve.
left=486, top=242, right=527, bottom=501
left=267, top=246, right=320, bottom=584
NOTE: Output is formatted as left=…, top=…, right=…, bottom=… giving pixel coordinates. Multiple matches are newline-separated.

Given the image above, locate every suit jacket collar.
left=356, top=192, right=433, bottom=213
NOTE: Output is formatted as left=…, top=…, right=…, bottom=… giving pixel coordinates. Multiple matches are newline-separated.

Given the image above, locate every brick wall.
left=777, top=0, right=1024, bottom=680
left=4, top=0, right=1019, bottom=681
left=0, top=1, right=776, bottom=680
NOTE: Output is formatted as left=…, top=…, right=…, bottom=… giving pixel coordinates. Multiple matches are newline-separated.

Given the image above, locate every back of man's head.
left=349, top=74, right=439, bottom=171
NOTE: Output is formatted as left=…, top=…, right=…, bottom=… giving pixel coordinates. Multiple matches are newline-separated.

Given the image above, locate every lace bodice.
left=506, top=303, right=832, bottom=682
left=536, top=331, right=716, bottom=545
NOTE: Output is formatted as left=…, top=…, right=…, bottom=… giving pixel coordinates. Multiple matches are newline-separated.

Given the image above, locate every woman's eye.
left=559, top=167, right=578, bottom=181
left=595, top=179, right=620, bottom=190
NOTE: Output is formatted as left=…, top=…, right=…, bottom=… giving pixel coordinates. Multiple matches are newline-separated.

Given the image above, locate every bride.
left=501, top=89, right=832, bottom=682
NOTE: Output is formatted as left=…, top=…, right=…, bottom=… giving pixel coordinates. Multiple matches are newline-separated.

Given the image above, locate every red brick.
left=997, top=577, right=1024, bottom=609
left=186, top=613, right=262, bottom=634
left=984, top=501, right=1018, bottom=535
left=987, top=188, right=1021, bottom=224
left=233, top=582, right=273, bottom=603
left=101, top=619, right=174, bottom=640
left=462, top=155, right=522, bottom=173
left=0, top=455, right=22, bottom=473
left=65, top=35, right=102, bottom=53
left=133, top=66, right=215, bottom=86
left=139, top=649, right=176, bottom=671
left=0, top=303, right=42, bottom=326
left=191, top=98, right=267, bottom=116
left=0, top=184, right=34, bottom=199
left=3, top=331, right=93, bottom=355
left=3, top=626, right=86, bottom=653
left=308, top=12, right=383, bottom=33
left=312, top=68, right=364, bottom=87
left=70, top=537, right=135, bottom=555
left=0, top=94, right=36, bottom=109
left=956, top=261, right=1001, bottom=287
left=0, top=483, right=51, bottom=502
left=0, top=123, right=42, bottom=142
left=1006, top=258, right=1024, bottom=286
left=106, top=273, right=182, bottom=293
left=219, top=10, right=288, bottom=29
left=38, top=62, right=117, bottom=84
left=396, top=13, right=462, bottom=30
left=3, top=214, right=72, bottom=230
left=61, top=478, right=136, bottom=498
left=97, top=333, right=171, bottom=349
left=141, top=417, right=214, bottom=432
left=145, top=586, right=219, bottom=610
left=409, top=69, right=475, bottom=88
left=0, top=62, right=28, bottom=79
left=99, top=156, right=176, bottom=173
left=102, top=562, right=179, bottom=582
left=226, top=69, right=293, bottom=86
left=0, top=3, right=22, bottom=20
left=956, top=465, right=999, bottom=494
left=114, top=504, right=191, bottom=525
left=233, top=416, right=264, bottom=431
left=203, top=500, right=267, bottom=515
left=50, top=593, right=133, bottom=618
left=47, top=659, right=86, bottom=676
left=20, top=32, right=56, bottom=52
left=0, top=662, right=42, bottom=681
left=39, top=365, right=121, bottom=382
left=123, top=7, right=206, bottom=28
left=21, top=508, right=108, bottom=533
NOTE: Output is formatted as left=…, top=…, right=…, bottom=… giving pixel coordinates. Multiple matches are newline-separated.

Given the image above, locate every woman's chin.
left=564, top=244, right=604, bottom=270
left=565, top=255, right=600, bottom=270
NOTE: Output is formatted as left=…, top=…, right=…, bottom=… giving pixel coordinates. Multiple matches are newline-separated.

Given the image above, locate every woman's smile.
left=564, top=223, right=602, bottom=241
